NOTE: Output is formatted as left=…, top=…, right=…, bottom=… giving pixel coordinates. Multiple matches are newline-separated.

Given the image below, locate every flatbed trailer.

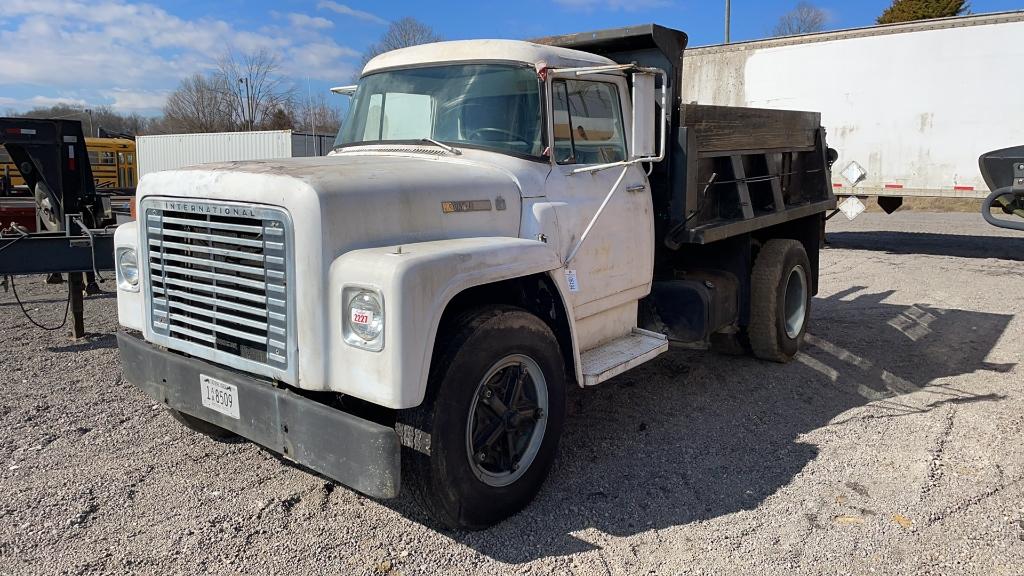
left=0, top=118, right=118, bottom=338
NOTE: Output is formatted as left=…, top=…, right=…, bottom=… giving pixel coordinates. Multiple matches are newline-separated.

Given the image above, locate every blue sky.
left=1, top=0, right=1021, bottom=116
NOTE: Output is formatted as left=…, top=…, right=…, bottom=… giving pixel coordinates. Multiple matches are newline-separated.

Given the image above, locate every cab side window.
left=551, top=79, right=626, bottom=165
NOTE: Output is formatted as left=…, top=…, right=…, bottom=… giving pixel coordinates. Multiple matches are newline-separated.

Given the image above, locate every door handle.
left=626, top=184, right=647, bottom=193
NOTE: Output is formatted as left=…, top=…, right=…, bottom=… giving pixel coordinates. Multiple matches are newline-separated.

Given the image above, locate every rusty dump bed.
left=537, top=24, right=836, bottom=247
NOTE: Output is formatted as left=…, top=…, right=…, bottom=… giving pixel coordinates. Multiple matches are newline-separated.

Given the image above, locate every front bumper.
left=117, top=331, right=400, bottom=498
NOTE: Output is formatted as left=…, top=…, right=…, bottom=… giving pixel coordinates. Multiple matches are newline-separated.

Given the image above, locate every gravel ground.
left=1, top=211, right=1023, bottom=576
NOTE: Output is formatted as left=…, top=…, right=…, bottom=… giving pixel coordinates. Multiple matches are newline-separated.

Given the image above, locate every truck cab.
left=116, top=25, right=835, bottom=529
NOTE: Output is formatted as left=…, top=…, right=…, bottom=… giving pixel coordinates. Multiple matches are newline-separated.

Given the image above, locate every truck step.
left=580, top=328, right=669, bottom=387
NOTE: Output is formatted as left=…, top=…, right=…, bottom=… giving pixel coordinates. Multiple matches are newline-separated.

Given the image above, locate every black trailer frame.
left=0, top=118, right=118, bottom=338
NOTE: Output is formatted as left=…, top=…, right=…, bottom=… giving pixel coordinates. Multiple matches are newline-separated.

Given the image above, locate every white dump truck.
left=114, top=25, right=835, bottom=529
left=682, top=10, right=1024, bottom=212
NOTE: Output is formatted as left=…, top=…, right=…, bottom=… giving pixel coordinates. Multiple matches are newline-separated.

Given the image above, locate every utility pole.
left=239, top=78, right=252, bottom=131
left=725, top=0, right=732, bottom=44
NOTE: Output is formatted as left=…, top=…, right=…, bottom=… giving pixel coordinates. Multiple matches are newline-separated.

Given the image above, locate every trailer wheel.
left=167, top=409, right=238, bottom=442
left=748, top=239, right=811, bottom=363
left=397, top=306, right=566, bottom=530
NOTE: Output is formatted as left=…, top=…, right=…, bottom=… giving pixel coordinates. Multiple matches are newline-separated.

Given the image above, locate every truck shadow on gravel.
left=826, top=231, right=1024, bottom=260
left=439, top=286, right=1016, bottom=563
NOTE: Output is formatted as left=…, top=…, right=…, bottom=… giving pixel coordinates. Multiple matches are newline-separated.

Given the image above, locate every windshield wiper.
left=420, top=138, right=461, bottom=155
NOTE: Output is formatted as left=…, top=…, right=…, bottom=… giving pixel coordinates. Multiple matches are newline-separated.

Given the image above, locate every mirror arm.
left=571, top=160, right=632, bottom=175
left=569, top=68, right=669, bottom=175
left=982, top=186, right=1024, bottom=231
left=564, top=165, right=632, bottom=267
left=549, top=63, right=638, bottom=77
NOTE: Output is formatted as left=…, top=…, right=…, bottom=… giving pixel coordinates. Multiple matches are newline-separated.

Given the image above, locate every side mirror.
left=630, top=71, right=657, bottom=160
left=979, top=145, right=1024, bottom=192
left=978, top=145, right=1024, bottom=231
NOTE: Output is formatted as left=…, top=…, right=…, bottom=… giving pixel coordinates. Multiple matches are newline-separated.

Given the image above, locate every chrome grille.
left=141, top=199, right=291, bottom=376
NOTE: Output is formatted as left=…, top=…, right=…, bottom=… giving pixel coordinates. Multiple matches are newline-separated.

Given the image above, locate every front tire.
left=748, top=239, right=811, bottom=363
left=167, top=408, right=238, bottom=442
left=397, top=306, right=566, bottom=530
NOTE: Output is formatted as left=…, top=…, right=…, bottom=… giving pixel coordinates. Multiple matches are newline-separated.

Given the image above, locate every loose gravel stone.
left=1, top=211, right=1022, bottom=575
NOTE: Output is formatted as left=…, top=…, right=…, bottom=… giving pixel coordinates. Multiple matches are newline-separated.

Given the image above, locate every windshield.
left=335, top=64, right=544, bottom=158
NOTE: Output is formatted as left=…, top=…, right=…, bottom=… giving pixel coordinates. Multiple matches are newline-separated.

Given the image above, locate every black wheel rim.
left=465, top=354, right=548, bottom=487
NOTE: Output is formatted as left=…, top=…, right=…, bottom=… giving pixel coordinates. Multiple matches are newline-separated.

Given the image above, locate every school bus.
left=0, top=137, right=137, bottom=192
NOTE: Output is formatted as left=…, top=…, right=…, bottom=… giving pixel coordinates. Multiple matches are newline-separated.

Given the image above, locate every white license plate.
left=200, top=374, right=240, bottom=420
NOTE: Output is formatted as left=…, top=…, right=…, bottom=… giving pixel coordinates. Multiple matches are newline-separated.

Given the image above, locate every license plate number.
left=200, top=374, right=240, bottom=420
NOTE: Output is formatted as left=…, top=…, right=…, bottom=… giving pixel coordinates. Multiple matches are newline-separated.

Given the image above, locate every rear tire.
left=397, top=306, right=566, bottom=530
left=748, top=239, right=811, bottom=363
left=167, top=409, right=238, bottom=442
left=709, top=329, right=749, bottom=356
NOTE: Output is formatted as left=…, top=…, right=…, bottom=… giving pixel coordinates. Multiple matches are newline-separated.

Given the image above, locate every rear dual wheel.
left=397, top=306, right=565, bottom=530
left=748, top=239, right=811, bottom=362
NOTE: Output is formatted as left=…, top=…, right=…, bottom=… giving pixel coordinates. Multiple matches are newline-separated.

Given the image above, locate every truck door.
left=544, top=76, right=654, bottom=316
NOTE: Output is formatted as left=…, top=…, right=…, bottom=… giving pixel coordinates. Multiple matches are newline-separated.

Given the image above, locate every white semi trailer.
left=682, top=11, right=1024, bottom=210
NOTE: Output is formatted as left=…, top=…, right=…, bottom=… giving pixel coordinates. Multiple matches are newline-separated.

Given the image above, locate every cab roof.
left=361, top=39, right=617, bottom=75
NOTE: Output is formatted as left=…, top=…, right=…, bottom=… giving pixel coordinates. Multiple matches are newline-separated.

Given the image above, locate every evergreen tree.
left=877, top=0, right=969, bottom=25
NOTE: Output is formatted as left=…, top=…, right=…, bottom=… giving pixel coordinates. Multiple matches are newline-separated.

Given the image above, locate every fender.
left=327, top=236, right=570, bottom=409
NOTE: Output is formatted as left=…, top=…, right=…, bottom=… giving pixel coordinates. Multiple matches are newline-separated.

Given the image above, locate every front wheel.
left=166, top=408, right=238, bottom=442
left=397, top=306, right=566, bottom=530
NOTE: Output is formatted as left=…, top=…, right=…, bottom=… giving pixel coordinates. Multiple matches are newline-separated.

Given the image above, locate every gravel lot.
left=2, top=211, right=1023, bottom=576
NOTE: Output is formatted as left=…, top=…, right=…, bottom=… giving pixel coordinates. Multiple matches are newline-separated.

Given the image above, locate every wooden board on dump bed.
left=680, top=104, right=821, bottom=154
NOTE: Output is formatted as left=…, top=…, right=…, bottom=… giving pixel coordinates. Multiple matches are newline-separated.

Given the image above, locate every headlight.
left=116, top=247, right=139, bottom=291
left=344, top=289, right=384, bottom=350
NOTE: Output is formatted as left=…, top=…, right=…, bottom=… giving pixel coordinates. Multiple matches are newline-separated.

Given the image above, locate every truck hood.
left=136, top=152, right=527, bottom=257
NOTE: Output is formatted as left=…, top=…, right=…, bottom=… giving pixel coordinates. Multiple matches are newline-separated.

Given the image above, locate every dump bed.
left=537, top=24, right=835, bottom=247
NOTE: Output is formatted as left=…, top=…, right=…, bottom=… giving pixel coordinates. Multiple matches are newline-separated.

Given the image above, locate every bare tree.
left=772, top=2, right=828, bottom=37
left=297, top=93, right=342, bottom=136
left=13, top=104, right=152, bottom=136
left=91, top=108, right=150, bottom=136
left=161, top=49, right=296, bottom=133
left=360, top=17, right=442, bottom=68
left=216, top=49, right=295, bottom=131
left=162, top=73, right=234, bottom=133
left=264, top=107, right=297, bottom=131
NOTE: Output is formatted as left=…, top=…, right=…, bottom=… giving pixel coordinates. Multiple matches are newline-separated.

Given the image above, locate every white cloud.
left=554, top=0, right=670, bottom=11
left=0, top=0, right=364, bottom=113
left=316, top=1, right=388, bottom=25
left=30, top=95, right=91, bottom=107
left=287, top=13, right=335, bottom=30
left=0, top=95, right=89, bottom=108
left=109, top=89, right=172, bottom=111
left=285, top=40, right=360, bottom=83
